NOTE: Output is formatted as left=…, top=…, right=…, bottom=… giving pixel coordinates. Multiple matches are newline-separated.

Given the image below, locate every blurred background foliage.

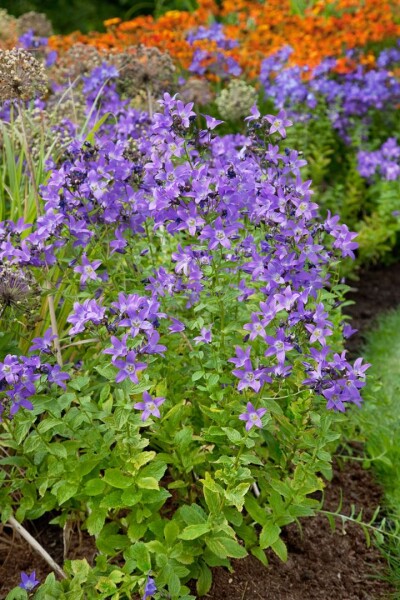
left=0, top=0, right=198, bottom=33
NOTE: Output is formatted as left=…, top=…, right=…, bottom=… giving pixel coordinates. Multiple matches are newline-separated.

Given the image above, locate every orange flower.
left=104, top=17, right=121, bottom=28
left=49, top=0, right=400, bottom=81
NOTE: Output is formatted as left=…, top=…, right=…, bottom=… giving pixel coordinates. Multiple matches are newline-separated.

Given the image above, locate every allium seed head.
left=0, top=265, right=35, bottom=311
left=17, top=11, right=53, bottom=37
left=0, top=48, right=48, bottom=101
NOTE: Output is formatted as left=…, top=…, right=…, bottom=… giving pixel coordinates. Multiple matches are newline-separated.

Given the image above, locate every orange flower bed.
left=49, top=0, right=400, bottom=77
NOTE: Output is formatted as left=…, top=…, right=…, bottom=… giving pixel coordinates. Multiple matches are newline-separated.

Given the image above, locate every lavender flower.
left=19, top=571, right=39, bottom=591
left=265, top=110, right=293, bottom=138
left=74, top=254, right=102, bottom=286
left=194, top=327, right=212, bottom=345
left=239, top=402, right=267, bottom=431
left=142, top=574, right=157, bottom=600
left=134, top=391, right=165, bottom=421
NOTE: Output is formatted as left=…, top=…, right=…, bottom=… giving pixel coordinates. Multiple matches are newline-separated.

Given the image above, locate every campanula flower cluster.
left=0, top=51, right=369, bottom=422
left=260, top=43, right=400, bottom=141
left=0, top=8, right=389, bottom=597
left=358, top=138, right=400, bottom=181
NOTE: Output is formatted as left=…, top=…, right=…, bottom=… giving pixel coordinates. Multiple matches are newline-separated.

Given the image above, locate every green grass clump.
left=347, top=308, right=400, bottom=590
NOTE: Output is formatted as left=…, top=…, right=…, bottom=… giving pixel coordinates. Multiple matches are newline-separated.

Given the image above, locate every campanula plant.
left=0, top=59, right=368, bottom=598
left=258, top=42, right=400, bottom=263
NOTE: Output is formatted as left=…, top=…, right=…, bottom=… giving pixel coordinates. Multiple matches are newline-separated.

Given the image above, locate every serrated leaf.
left=259, top=521, right=281, bottom=549
left=251, top=546, right=268, bottom=566
left=137, top=476, right=159, bottom=490
left=203, top=487, right=221, bottom=514
left=168, top=571, right=181, bottom=597
left=196, top=562, right=212, bottom=596
left=192, top=370, right=204, bottom=381
left=86, top=507, right=107, bottom=536
left=120, top=488, right=142, bottom=506
left=103, top=469, right=133, bottom=489
left=271, top=537, right=288, bottom=562
left=164, top=520, right=180, bottom=545
left=205, top=537, right=228, bottom=559
left=37, top=418, right=63, bottom=434
left=47, top=443, right=68, bottom=459
left=83, top=478, right=106, bottom=496
left=55, top=481, right=79, bottom=504
left=129, top=542, right=151, bottom=572
left=180, top=504, right=207, bottom=525
left=245, top=495, right=268, bottom=525
left=179, top=523, right=211, bottom=540
left=221, top=427, right=242, bottom=443
left=218, top=536, right=247, bottom=558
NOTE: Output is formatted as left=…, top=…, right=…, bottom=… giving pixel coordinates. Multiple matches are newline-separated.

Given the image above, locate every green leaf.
left=100, top=490, right=123, bottom=509
left=68, top=375, right=90, bottom=391
left=37, top=417, right=63, bottom=434
left=55, top=481, right=79, bottom=505
left=121, top=488, right=142, bottom=506
left=271, top=537, right=288, bottom=562
left=47, top=443, right=68, bottom=459
left=203, top=487, right=221, bottom=514
left=180, top=504, right=207, bottom=525
left=83, top=478, right=106, bottom=496
left=5, top=589, right=27, bottom=600
left=245, top=495, right=268, bottom=526
left=259, top=521, right=281, bottom=549
left=205, top=537, right=228, bottom=559
left=251, top=545, right=268, bottom=565
left=218, top=536, right=247, bottom=558
left=192, top=370, right=204, bottom=381
left=70, top=558, right=91, bottom=581
left=103, top=469, right=133, bottom=489
left=86, top=507, right=107, bottom=536
left=129, top=542, right=152, bottom=572
left=99, top=383, right=111, bottom=403
left=221, top=427, right=242, bottom=443
left=23, top=433, right=46, bottom=454
left=224, top=482, right=250, bottom=511
left=197, top=562, right=212, bottom=596
left=179, top=523, right=211, bottom=540
left=168, top=571, right=181, bottom=598
left=164, top=521, right=180, bottom=545
left=95, top=364, right=117, bottom=380
left=137, top=477, right=159, bottom=490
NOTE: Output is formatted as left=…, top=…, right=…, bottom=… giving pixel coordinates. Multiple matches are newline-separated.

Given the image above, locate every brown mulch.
left=344, top=262, right=400, bottom=357
left=0, top=518, right=96, bottom=597
left=207, top=460, right=392, bottom=600
left=1, top=262, right=400, bottom=599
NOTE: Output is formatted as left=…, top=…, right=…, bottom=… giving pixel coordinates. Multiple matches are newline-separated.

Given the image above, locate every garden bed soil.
left=1, top=261, right=399, bottom=599
left=207, top=460, right=392, bottom=600
left=344, top=261, right=400, bottom=357
left=0, top=460, right=393, bottom=599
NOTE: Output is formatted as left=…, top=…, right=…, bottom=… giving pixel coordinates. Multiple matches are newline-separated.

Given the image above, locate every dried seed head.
left=111, top=45, right=175, bottom=98
left=216, top=79, right=257, bottom=121
left=180, top=77, right=214, bottom=106
left=54, top=43, right=103, bottom=83
left=17, top=11, right=53, bottom=37
left=0, top=48, right=48, bottom=102
left=0, top=265, right=34, bottom=309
